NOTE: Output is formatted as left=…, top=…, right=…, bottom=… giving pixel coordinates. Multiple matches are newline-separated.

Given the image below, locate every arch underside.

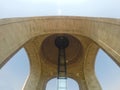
left=0, top=16, right=120, bottom=90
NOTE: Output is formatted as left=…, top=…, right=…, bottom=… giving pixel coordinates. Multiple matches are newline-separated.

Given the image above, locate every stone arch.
left=0, top=16, right=120, bottom=90
left=0, top=17, right=120, bottom=66
left=83, top=42, right=101, bottom=90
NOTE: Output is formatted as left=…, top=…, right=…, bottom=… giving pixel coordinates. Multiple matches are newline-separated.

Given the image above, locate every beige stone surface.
left=0, top=16, right=120, bottom=90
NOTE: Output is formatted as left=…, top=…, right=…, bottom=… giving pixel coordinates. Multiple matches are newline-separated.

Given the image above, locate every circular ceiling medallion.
left=41, top=34, right=83, bottom=65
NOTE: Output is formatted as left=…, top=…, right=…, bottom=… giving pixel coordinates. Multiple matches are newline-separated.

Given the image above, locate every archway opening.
left=46, top=77, right=80, bottom=90
left=95, top=49, right=120, bottom=90
left=0, top=48, right=30, bottom=90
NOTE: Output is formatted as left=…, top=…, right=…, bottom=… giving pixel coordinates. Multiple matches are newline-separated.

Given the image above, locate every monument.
left=0, top=16, right=120, bottom=90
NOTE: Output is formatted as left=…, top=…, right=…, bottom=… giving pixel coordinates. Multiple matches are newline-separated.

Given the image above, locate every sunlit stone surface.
left=0, top=16, right=120, bottom=90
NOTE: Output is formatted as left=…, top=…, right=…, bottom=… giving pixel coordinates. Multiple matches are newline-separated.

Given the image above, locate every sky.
left=0, top=48, right=29, bottom=90
left=0, top=0, right=120, bottom=90
left=0, top=0, right=120, bottom=18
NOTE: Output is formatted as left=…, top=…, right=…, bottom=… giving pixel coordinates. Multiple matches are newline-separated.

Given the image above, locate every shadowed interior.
left=41, top=34, right=83, bottom=65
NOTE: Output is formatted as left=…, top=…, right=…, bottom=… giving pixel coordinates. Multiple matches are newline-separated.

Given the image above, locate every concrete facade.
left=0, top=16, right=120, bottom=90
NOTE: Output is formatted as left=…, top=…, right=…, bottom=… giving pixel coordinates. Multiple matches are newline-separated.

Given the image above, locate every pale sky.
left=0, top=0, right=120, bottom=18
left=0, top=0, right=120, bottom=90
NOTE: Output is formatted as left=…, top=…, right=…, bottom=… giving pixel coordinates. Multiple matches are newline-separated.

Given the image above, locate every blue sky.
left=0, top=48, right=29, bottom=90
left=0, top=0, right=120, bottom=90
left=95, top=49, right=120, bottom=90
